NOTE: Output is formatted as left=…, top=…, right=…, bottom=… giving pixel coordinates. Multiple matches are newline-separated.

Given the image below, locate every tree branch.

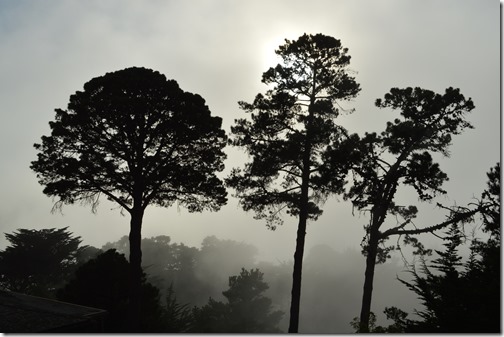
left=380, top=207, right=481, bottom=238
left=97, top=187, right=132, bottom=213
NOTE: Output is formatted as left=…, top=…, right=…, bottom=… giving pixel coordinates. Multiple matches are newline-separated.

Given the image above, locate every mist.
left=100, top=233, right=419, bottom=333
left=0, top=0, right=498, bottom=333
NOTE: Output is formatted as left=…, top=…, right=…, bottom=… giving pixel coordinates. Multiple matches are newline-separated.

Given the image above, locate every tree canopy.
left=228, top=33, right=360, bottom=229
left=30, top=66, right=227, bottom=213
left=0, top=227, right=89, bottom=297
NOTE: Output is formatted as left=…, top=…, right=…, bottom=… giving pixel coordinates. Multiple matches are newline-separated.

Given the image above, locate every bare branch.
left=381, top=207, right=481, bottom=238
left=97, top=187, right=132, bottom=213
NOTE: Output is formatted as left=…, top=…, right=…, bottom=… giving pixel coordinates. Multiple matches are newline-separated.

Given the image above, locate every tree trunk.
left=288, top=69, right=319, bottom=333
left=288, top=212, right=308, bottom=333
left=288, top=107, right=313, bottom=333
left=128, top=206, right=144, bottom=332
left=359, top=230, right=379, bottom=333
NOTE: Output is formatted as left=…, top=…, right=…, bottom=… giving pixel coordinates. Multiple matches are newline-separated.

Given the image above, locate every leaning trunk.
left=128, top=206, right=144, bottom=332
left=359, top=230, right=379, bottom=333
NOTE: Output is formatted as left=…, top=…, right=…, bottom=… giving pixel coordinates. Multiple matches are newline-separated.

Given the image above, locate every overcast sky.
left=0, top=0, right=499, bottom=266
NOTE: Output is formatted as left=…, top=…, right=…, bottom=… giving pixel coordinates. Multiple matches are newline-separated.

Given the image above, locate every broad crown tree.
left=31, top=67, right=227, bottom=213
left=30, top=67, right=227, bottom=330
left=227, top=33, right=360, bottom=332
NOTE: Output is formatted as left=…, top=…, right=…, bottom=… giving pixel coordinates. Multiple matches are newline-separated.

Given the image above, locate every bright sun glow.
left=260, top=35, right=285, bottom=71
left=259, top=29, right=307, bottom=71
left=260, top=30, right=304, bottom=71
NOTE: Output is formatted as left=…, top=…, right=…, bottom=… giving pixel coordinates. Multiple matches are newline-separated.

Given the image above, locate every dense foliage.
left=397, top=163, right=500, bottom=333
left=0, top=227, right=91, bottom=297
left=57, top=249, right=166, bottom=332
left=30, top=67, right=227, bottom=214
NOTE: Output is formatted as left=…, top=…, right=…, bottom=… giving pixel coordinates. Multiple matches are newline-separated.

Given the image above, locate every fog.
left=0, top=0, right=498, bottom=250
left=0, top=0, right=499, bottom=333
left=101, top=234, right=419, bottom=333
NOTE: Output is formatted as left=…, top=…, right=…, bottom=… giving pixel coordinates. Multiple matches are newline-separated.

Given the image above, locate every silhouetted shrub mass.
left=57, top=249, right=165, bottom=332
left=0, top=227, right=90, bottom=298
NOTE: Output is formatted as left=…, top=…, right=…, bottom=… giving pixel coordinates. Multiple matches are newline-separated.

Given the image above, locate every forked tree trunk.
left=359, top=230, right=379, bottom=333
left=128, top=206, right=144, bottom=332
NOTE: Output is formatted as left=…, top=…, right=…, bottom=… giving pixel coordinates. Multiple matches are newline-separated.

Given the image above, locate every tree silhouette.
left=57, top=249, right=165, bottom=332
left=350, top=307, right=410, bottom=333
left=350, top=163, right=499, bottom=333
left=367, top=213, right=499, bottom=333
left=191, top=268, right=284, bottom=333
left=341, top=87, right=477, bottom=332
left=162, top=283, right=194, bottom=332
left=0, top=227, right=87, bottom=297
left=226, top=33, right=360, bottom=332
left=393, top=163, right=500, bottom=333
left=30, top=67, right=227, bottom=330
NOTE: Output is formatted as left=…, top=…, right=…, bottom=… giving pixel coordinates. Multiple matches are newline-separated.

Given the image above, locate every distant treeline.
left=0, top=228, right=419, bottom=332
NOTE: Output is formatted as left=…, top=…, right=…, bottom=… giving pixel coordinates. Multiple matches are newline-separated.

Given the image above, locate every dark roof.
left=0, top=290, right=107, bottom=333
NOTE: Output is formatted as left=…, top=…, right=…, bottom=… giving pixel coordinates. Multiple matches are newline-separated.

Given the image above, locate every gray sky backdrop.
left=0, top=0, right=499, bottom=266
